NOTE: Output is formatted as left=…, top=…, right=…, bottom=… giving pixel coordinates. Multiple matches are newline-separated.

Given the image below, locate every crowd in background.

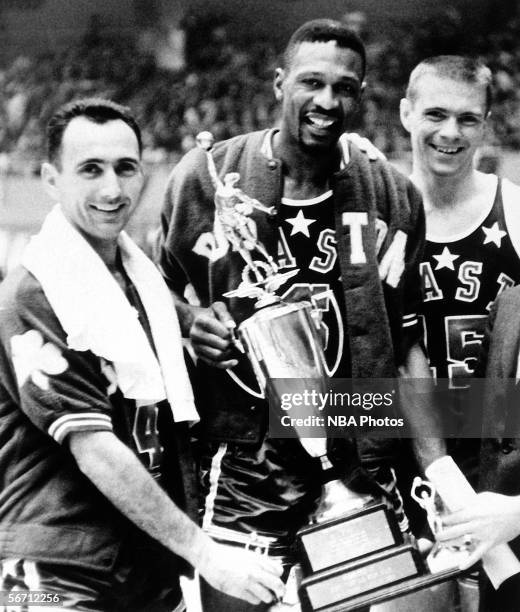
left=1, top=6, right=520, bottom=175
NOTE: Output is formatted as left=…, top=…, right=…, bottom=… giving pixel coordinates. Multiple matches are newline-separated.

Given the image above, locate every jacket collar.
left=260, top=128, right=351, bottom=168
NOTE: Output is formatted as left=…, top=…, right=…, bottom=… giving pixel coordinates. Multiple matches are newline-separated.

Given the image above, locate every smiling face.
left=400, top=74, right=488, bottom=179
left=274, top=40, right=364, bottom=154
left=41, top=116, right=143, bottom=255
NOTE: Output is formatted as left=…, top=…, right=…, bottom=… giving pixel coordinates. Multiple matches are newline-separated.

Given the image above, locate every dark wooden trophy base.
left=297, top=502, right=462, bottom=611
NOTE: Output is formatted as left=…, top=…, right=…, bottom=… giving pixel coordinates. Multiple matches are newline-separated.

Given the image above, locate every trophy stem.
left=312, top=456, right=370, bottom=523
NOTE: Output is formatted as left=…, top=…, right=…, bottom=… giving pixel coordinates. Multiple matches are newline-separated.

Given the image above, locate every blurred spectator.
left=1, top=6, right=520, bottom=174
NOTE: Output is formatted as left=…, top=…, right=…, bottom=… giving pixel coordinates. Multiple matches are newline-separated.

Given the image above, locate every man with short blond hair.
left=401, top=56, right=520, bottom=477
left=400, top=55, right=520, bottom=612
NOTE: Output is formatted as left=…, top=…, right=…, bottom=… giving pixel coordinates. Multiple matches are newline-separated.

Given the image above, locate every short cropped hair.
left=283, top=19, right=366, bottom=80
left=406, top=55, right=493, bottom=114
left=47, top=98, right=142, bottom=165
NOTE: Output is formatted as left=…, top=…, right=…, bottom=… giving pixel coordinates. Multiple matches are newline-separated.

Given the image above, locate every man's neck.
left=272, top=130, right=341, bottom=196
left=411, top=164, right=497, bottom=238
left=81, top=233, right=119, bottom=270
left=410, top=164, right=480, bottom=212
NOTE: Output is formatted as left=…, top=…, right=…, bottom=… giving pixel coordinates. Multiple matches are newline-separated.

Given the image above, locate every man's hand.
left=439, top=492, right=520, bottom=569
left=345, top=132, right=386, bottom=161
left=197, top=539, right=285, bottom=605
left=190, top=301, right=238, bottom=369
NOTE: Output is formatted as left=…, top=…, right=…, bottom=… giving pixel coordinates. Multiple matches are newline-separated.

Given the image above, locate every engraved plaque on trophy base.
left=298, top=503, right=402, bottom=574
left=300, top=545, right=423, bottom=612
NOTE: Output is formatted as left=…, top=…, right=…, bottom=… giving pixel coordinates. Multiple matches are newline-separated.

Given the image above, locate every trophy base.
left=299, top=545, right=463, bottom=612
left=298, top=503, right=402, bottom=575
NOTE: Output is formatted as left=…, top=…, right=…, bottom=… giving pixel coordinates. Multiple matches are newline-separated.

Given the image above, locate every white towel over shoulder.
left=22, top=205, right=198, bottom=423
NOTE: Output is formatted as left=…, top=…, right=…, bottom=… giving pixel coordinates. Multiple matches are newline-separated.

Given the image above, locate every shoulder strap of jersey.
left=502, top=177, right=520, bottom=258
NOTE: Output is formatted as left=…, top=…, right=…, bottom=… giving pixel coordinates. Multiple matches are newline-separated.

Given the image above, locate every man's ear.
left=399, top=98, right=412, bottom=133
left=273, top=68, right=285, bottom=102
left=40, top=162, right=61, bottom=201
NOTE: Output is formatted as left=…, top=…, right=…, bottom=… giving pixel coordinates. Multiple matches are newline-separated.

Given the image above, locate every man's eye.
left=459, top=116, right=480, bottom=126
left=302, top=78, right=322, bottom=89
left=80, top=164, right=102, bottom=176
left=116, top=162, right=139, bottom=177
left=425, top=111, right=445, bottom=121
left=337, top=83, right=357, bottom=96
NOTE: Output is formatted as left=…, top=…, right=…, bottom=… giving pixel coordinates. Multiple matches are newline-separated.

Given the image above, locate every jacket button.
left=268, top=160, right=277, bottom=169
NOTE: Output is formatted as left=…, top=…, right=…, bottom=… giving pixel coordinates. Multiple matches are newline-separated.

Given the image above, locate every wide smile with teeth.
left=91, top=203, right=125, bottom=213
left=305, top=113, right=337, bottom=130
left=431, top=144, right=464, bottom=155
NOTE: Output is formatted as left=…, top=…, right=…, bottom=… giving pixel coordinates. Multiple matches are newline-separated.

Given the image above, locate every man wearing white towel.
left=0, top=98, right=283, bottom=611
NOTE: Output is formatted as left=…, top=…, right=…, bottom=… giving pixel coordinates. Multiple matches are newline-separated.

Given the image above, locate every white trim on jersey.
left=48, top=413, right=113, bottom=445
left=502, top=177, right=520, bottom=260
left=281, top=191, right=333, bottom=206
left=202, top=443, right=227, bottom=531
left=402, top=313, right=419, bottom=328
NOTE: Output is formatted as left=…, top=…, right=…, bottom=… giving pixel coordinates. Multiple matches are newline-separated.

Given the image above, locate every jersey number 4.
left=132, top=404, right=163, bottom=470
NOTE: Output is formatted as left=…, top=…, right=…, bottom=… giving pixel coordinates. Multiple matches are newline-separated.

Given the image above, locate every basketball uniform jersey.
left=420, top=178, right=520, bottom=387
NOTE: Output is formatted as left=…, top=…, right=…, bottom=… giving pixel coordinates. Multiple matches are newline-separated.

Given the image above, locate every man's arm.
left=69, top=430, right=284, bottom=605
left=398, top=342, right=446, bottom=470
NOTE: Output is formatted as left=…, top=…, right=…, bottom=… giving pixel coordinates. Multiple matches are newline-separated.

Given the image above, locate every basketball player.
left=400, top=55, right=520, bottom=476
left=159, top=19, right=446, bottom=611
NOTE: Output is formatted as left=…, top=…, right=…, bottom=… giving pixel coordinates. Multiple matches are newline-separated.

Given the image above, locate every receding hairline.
left=405, top=56, right=493, bottom=113
left=46, top=97, right=142, bottom=167
left=54, top=115, right=141, bottom=169
left=62, top=115, right=140, bottom=145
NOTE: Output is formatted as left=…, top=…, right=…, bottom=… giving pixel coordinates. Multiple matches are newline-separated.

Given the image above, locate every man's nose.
left=438, top=116, right=461, bottom=140
left=314, top=85, right=339, bottom=111
left=99, top=167, right=122, bottom=200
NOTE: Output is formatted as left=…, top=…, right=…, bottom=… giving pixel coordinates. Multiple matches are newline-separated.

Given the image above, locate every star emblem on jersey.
left=482, top=222, right=507, bottom=248
left=285, top=209, right=316, bottom=237
left=433, top=246, right=459, bottom=271
left=10, top=329, right=68, bottom=390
